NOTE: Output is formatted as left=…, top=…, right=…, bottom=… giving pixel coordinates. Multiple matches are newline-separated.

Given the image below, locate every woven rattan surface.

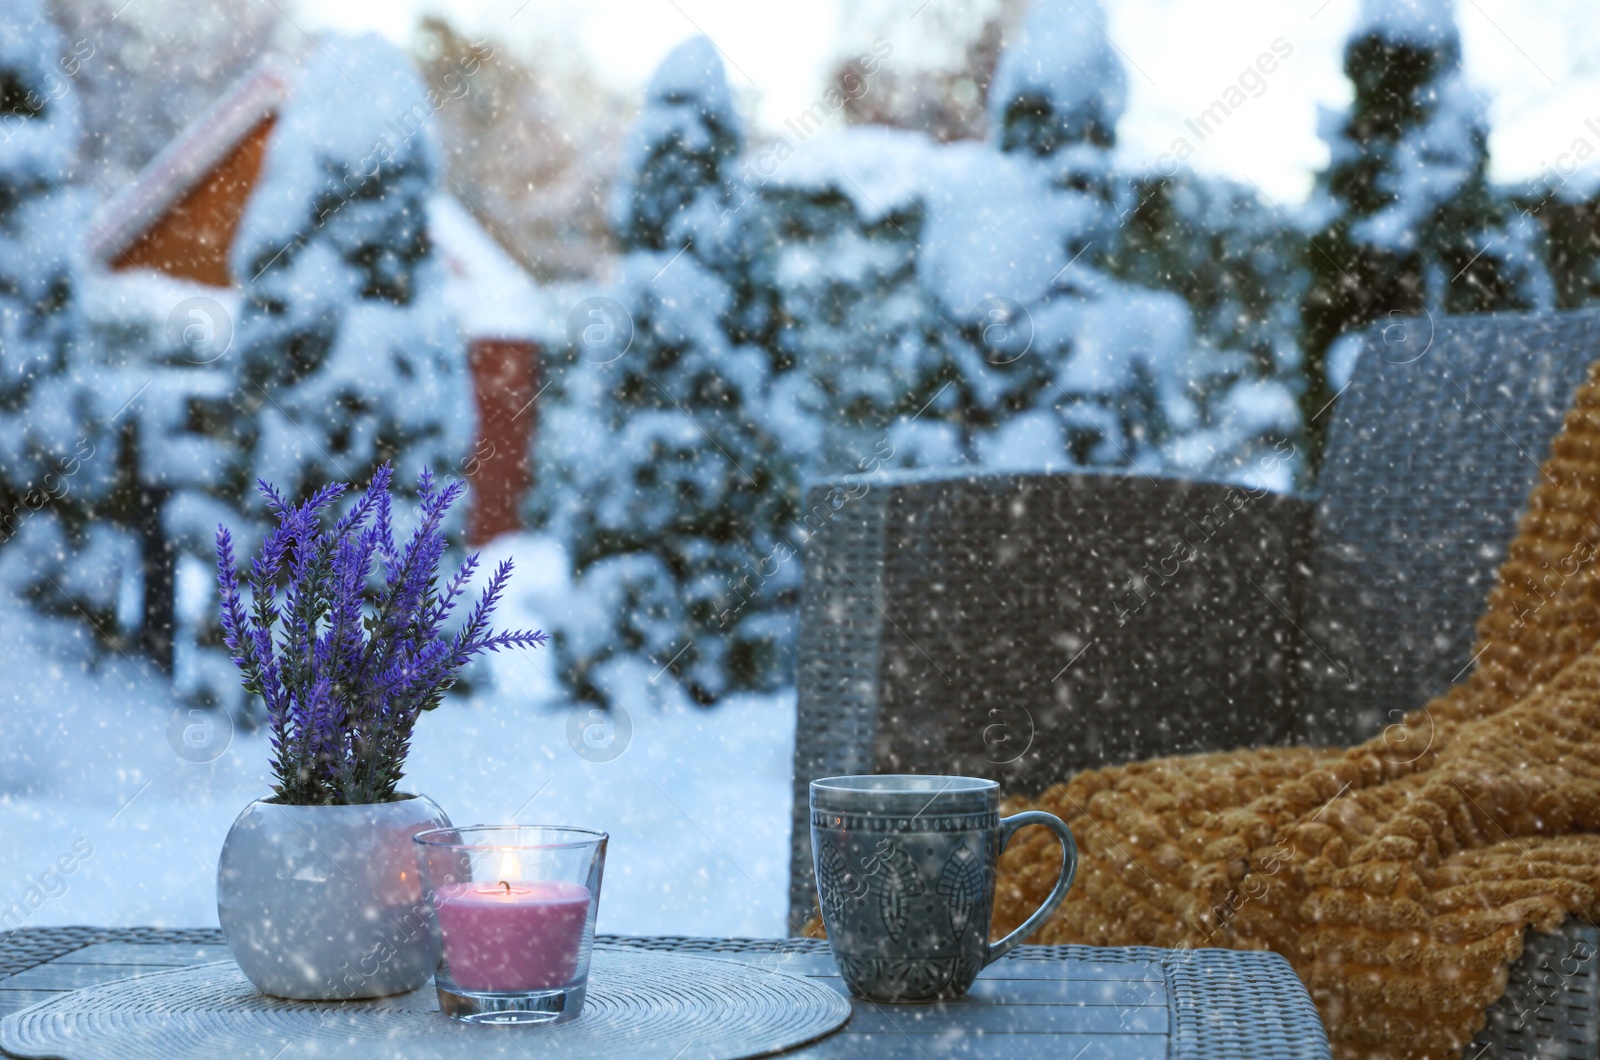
left=1469, top=920, right=1600, bottom=1059
left=0, top=948, right=851, bottom=1060
left=789, top=470, right=1311, bottom=929
left=0, top=928, right=1332, bottom=1059
left=1302, top=308, right=1600, bottom=744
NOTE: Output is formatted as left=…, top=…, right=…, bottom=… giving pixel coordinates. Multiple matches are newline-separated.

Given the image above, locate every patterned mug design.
left=818, top=836, right=987, bottom=948
left=811, top=775, right=1077, bottom=1003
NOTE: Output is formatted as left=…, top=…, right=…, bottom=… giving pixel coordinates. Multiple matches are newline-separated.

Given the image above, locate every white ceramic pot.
left=216, top=794, right=451, bottom=999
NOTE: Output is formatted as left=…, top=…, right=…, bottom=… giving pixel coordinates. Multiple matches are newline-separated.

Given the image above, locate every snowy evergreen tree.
left=609, top=37, right=742, bottom=259
left=748, top=125, right=953, bottom=475
left=0, top=0, right=129, bottom=640
left=924, top=0, right=1205, bottom=474
left=0, top=0, right=88, bottom=516
left=539, top=37, right=801, bottom=708
left=228, top=35, right=468, bottom=504
left=1112, top=172, right=1309, bottom=488
left=987, top=0, right=1124, bottom=205
left=156, top=34, right=470, bottom=710
left=1300, top=0, right=1550, bottom=457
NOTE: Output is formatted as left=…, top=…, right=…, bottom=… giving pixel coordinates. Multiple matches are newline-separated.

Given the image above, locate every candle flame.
left=497, top=848, right=518, bottom=884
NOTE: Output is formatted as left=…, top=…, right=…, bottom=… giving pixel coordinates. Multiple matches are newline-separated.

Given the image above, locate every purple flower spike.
left=215, top=466, right=547, bottom=805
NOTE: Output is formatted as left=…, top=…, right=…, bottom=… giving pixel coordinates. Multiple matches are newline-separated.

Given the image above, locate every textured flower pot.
left=217, top=794, right=451, bottom=999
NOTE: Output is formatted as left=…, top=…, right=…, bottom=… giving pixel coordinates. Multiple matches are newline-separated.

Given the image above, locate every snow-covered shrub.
left=0, top=0, right=132, bottom=637
left=0, top=0, right=84, bottom=493
left=609, top=36, right=742, bottom=258
left=941, top=0, right=1201, bottom=472
left=1113, top=172, right=1309, bottom=489
left=538, top=38, right=804, bottom=708
left=749, top=125, right=952, bottom=475
left=229, top=34, right=469, bottom=502
left=745, top=0, right=1207, bottom=480
left=987, top=0, right=1125, bottom=203
left=1300, top=0, right=1550, bottom=456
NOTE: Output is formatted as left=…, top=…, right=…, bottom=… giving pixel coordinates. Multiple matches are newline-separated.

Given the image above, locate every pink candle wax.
left=434, top=880, right=592, bottom=991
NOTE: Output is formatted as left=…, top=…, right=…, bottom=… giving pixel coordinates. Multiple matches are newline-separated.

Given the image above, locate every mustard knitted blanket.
left=993, top=365, right=1600, bottom=1057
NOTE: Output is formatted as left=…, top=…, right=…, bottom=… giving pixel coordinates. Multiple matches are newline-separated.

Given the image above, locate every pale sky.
left=294, top=0, right=1600, bottom=204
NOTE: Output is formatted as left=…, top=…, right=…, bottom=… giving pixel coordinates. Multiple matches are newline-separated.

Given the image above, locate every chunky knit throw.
left=991, top=365, right=1600, bottom=1057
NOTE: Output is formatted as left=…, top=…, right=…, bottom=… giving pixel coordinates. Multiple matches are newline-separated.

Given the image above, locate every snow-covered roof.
left=86, top=56, right=293, bottom=266
left=87, top=48, right=544, bottom=341
left=429, top=191, right=545, bottom=339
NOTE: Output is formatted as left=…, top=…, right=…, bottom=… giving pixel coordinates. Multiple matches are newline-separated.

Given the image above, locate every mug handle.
left=984, top=810, right=1079, bottom=966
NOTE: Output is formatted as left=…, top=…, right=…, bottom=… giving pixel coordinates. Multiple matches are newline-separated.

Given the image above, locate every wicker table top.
left=0, top=927, right=1331, bottom=1059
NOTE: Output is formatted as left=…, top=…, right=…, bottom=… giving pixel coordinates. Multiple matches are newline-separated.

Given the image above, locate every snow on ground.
left=0, top=531, right=797, bottom=938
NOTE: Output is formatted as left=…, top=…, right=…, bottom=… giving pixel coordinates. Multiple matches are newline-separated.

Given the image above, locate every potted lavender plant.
left=213, top=466, right=546, bottom=1000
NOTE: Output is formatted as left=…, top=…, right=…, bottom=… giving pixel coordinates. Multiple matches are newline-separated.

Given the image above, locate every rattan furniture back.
left=789, top=471, right=1310, bottom=924
left=1301, top=308, right=1600, bottom=743
left=789, top=309, right=1600, bottom=1052
left=792, top=309, right=1600, bottom=926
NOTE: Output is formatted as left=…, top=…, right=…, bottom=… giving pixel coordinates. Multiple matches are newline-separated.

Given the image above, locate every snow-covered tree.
left=0, top=0, right=79, bottom=489
left=538, top=37, right=802, bottom=708
left=610, top=36, right=743, bottom=260
left=909, top=0, right=1209, bottom=474
left=228, top=33, right=469, bottom=505
left=154, top=34, right=470, bottom=710
left=746, top=125, right=952, bottom=475
left=907, top=0, right=1299, bottom=485
left=987, top=0, right=1125, bottom=200
left=0, top=0, right=130, bottom=639
left=1300, top=0, right=1550, bottom=456
left=0, top=0, right=88, bottom=514
left=1112, top=172, right=1309, bottom=488
left=742, top=0, right=1290, bottom=484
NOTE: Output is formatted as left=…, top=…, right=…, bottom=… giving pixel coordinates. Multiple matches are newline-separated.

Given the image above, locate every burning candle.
left=433, top=849, right=593, bottom=992
left=415, top=825, right=607, bottom=1023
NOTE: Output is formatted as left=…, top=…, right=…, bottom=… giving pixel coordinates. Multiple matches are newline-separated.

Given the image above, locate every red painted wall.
left=466, top=338, right=539, bottom=546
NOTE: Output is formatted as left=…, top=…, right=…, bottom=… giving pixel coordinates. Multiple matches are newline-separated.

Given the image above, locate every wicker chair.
left=789, top=307, right=1600, bottom=1055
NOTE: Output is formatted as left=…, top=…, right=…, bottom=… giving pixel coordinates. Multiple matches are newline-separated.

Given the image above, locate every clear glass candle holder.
left=413, top=825, right=607, bottom=1025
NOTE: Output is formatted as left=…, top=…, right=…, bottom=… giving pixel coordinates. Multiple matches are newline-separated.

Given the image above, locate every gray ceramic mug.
left=810, top=774, right=1077, bottom=1003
